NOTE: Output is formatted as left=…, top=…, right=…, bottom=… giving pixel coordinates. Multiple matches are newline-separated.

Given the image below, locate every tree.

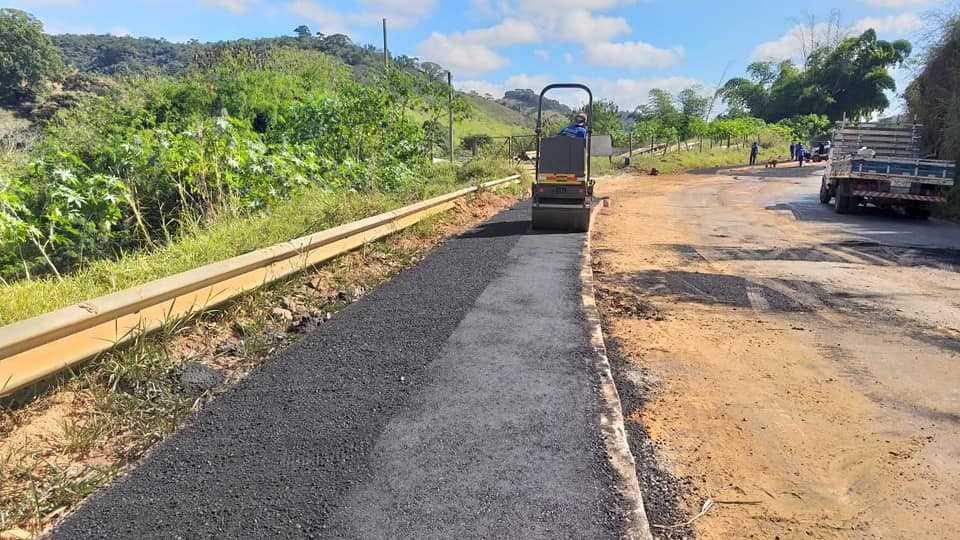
left=906, top=9, right=960, bottom=163
left=0, top=9, right=64, bottom=104
left=719, top=29, right=911, bottom=122
left=294, top=25, right=312, bottom=39
left=629, top=86, right=707, bottom=141
left=806, top=29, right=911, bottom=120
left=778, top=114, right=831, bottom=143
left=590, top=99, right=623, bottom=137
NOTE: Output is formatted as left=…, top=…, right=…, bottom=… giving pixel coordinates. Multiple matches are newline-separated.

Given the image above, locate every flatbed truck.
left=819, top=123, right=955, bottom=219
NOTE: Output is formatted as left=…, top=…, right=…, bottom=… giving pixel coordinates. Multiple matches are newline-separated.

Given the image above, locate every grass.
left=589, top=144, right=790, bottom=178
left=0, top=159, right=520, bottom=326
left=457, top=94, right=531, bottom=139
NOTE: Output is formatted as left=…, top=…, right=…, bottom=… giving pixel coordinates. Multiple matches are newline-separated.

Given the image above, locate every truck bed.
left=831, top=157, right=956, bottom=186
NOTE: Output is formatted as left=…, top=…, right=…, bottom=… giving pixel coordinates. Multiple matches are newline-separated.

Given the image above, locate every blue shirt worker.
left=559, top=112, right=588, bottom=138
left=796, top=143, right=805, bottom=167
left=750, top=142, right=759, bottom=165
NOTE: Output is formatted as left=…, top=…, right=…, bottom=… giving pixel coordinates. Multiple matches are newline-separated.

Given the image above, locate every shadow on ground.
left=660, top=242, right=960, bottom=272
left=602, top=270, right=853, bottom=312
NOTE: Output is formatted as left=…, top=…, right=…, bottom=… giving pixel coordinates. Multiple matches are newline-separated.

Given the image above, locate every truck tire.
left=819, top=177, right=831, bottom=204
left=905, top=205, right=931, bottom=220
left=834, top=193, right=854, bottom=214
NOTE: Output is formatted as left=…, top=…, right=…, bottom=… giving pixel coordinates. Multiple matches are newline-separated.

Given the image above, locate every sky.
left=6, top=0, right=952, bottom=114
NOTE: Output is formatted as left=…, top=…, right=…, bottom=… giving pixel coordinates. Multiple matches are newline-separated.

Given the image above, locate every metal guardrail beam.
left=0, top=175, right=520, bottom=397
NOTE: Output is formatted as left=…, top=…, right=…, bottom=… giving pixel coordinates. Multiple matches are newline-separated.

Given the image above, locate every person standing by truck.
left=750, top=141, right=759, bottom=166
left=790, top=142, right=796, bottom=160
left=796, top=142, right=805, bottom=167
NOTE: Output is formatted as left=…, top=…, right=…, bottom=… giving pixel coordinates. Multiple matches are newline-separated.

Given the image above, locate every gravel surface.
left=52, top=202, right=622, bottom=539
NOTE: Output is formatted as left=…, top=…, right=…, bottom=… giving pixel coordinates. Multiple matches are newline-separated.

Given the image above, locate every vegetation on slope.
left=906, top=9, right=960, bottom=217
left=0, top=29, right=522, bottom=288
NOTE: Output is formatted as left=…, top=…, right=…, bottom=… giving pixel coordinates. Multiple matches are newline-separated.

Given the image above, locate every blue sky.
left=6, top=0, right=949, bottom=113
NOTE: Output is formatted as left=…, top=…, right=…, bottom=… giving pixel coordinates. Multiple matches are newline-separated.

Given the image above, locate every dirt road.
left=593, top=165, right=960, bottom=539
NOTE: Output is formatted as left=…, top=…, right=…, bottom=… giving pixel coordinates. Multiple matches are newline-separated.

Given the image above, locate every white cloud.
left=751, top=24, right=819, bottom=61
left=415, top=18, right=540, bottom=74
left=417, top=33, right=508, bottom=74
left=459, top=18, right=540, bottom=46
left=534, top=49, right=550, bottom=61
left=552, top=9, right=631, bottom=43
left=361, top=0, right=435, bottom=17
left=289, top=1, right=350, bottom=34
left=584, top=41, right=684, bottom=68
left=201, top=0, right=256, bottom=15
left=591, top=76, right=705, bottom=111
left=457, top=73, right=706, bottom=112
left=287, top=0, right=436, bottom=34
left=752, top=13, right=926, bottom=61
left=418, top=0, right=683, bottom=74
left=457, top=79, right=507, bottom=96
left=9, top=0, right=82, bottom=5
left=851, top=13, right=925, bottom=34
left=516, top=0, right=636, bottom=11
left=359, top=0, right=437, bottom=28
left=859, top=0, right=940, bottom=7
left=563, top=52, right=575, bottom=64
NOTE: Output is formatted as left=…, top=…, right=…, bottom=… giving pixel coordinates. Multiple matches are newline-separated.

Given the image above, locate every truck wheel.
left=819, top=178, right=831, bottom=204
left=834, top=194, right=854, bottom=214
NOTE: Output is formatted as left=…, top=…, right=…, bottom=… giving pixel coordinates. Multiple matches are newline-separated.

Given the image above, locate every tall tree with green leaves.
left=590, top=99, right=623, bottom=137
left=294, top=25, right=312, bottom=39
left=718, top=29, right=910, bottom=122
left=0, top=9, right=64, bottom=104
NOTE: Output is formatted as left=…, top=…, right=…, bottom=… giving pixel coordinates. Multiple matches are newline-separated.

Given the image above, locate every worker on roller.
left=559, top=112, right=588, bottom=138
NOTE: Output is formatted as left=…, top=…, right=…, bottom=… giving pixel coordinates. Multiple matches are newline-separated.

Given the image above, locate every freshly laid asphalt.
left=52, top=202, right=623, bottom=539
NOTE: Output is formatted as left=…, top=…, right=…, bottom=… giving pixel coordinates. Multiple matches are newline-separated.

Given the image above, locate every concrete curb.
left=580, top=204, right=654, bottom=540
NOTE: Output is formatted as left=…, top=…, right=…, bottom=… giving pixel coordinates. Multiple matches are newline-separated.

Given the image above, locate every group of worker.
left=789, top=142, right=807, bottom=166
left=748, top=141, right=816, bottom=167
left=560, top=113, right=825, bottom=170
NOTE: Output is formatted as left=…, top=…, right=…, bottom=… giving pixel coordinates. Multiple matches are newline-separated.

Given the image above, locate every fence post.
left=628, top=132, right=633, bottom=158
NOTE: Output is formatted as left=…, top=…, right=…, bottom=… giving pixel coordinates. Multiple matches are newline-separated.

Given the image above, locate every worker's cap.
left=574, top=112, right=588, bottom=123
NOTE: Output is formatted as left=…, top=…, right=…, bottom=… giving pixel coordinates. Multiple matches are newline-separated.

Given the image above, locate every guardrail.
left=0, top=175, right=521, bottom=397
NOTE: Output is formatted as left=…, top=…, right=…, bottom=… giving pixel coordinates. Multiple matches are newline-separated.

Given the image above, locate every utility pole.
left=448, top=71, right=454, bottom=163
left=382, top=18, right=389, bottom=68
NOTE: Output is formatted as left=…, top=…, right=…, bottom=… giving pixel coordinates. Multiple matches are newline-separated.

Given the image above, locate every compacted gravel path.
left=53, top=202, right=623, bottom=539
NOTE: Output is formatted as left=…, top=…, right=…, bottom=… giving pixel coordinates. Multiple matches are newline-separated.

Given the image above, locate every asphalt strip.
left=52, top=200, right=650, bottom=539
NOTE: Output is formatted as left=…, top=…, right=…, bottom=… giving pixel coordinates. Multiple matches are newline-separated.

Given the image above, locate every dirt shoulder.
left=593, top=170, right=960, bottom=539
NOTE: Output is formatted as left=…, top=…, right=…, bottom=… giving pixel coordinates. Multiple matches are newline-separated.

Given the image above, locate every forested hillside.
left=0, top=9, right=524, bottom=289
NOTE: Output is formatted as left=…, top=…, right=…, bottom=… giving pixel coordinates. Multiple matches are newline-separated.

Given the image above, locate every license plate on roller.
left=545, top=174, right=577, bottom=182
